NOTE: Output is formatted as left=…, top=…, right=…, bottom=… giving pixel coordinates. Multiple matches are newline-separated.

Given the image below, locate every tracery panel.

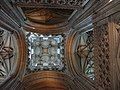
left=25, top=32, right=65, bottom=74
left=0, top=29, right=18, bottom=84
left=94, top=23, right=112, bottom=90
left=76, top=31, right=95, bottom=80
left=14, top=0, right=82, bottom=9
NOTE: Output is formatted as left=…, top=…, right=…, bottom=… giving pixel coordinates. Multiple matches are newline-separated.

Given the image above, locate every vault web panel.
left=77, top=31, right=95, bottom=80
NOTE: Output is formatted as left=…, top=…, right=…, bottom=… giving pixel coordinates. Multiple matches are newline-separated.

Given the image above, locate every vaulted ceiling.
left=13, top=0, right=82, bottom=34
left=0, top=0, right=99, bottom=90
left=22, top=8, right=73, bottom=25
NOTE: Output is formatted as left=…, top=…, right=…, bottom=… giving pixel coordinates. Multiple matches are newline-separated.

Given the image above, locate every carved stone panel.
left=76, top=31, right=95, bottom=80
left=0, top=29, right=18, bottom=84
left=14, top=0, right=82, bottom=9
left=94, top=23, right=112, bottom=90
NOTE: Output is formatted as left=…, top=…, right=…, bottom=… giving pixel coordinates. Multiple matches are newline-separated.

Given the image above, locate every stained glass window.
left=26, top=32, right=64, bottom=72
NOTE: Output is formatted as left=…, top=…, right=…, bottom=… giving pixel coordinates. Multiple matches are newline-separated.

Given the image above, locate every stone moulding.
left=14, top=0, right=82, bottom=9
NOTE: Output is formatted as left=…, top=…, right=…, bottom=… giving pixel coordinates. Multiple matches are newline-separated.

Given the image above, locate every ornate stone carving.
left=25, top=32, right=65, bottom=73
left=94, top=24, right=111, bottom=89
left=14, top=0, right=82, bottom=9
left=0, top=29, right=17, bottom=83
left=77, top=31, right=95, bottom=80
left=24, top=8, right=73, bottom=25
